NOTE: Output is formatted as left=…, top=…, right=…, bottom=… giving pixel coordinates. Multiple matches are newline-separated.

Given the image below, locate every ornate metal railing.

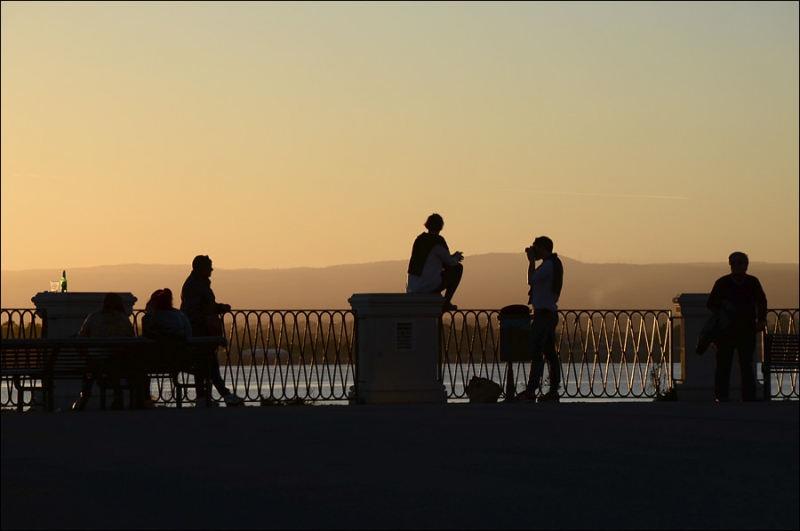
left=0, top=309, right=43, bottom=339
left=441, top=309, right=674, bottom=400
left=216, top=309, right=356, bottom=403
left=763, top=309, right=799, bottom=401
left=2, top=307, right=797, bottom=407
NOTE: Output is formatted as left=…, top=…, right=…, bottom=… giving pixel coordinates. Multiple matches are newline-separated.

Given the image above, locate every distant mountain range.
left=2, top=254, right=798, bottom=310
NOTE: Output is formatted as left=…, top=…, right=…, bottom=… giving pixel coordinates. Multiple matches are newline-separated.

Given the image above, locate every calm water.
left=176, top=362, right=796, bottom=404
left=3, top=363, right=797, bottom=408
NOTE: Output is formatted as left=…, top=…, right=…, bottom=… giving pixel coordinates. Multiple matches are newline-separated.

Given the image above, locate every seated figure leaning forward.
left=73, top=292, right=136, bottom=411
left=406, top=213, right=464, bottom=312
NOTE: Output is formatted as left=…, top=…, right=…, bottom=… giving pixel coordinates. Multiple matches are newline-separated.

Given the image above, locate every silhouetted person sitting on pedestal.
left=406, top=213, right=464, bottom=312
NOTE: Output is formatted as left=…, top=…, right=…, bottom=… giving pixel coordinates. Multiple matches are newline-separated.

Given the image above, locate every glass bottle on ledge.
left=60, top=270, right=67, bottom=293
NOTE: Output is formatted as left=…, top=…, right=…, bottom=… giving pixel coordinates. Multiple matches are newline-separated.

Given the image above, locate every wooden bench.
left=1, top=336, right=226, bottom=411
left=0, top=338, right=59, bottom=412
left=762, top=333, right=800, bottom=401
left=138, top=336, right=227, bottom=408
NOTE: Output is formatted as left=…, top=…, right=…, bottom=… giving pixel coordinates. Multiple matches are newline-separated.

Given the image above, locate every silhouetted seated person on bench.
left=143, top=288, right=192, bottom=341
left=141, top=288, right=193, bottom=408
left=406, top=213, right=464, bottom=312
left=72, top=292, right=135, bottom=411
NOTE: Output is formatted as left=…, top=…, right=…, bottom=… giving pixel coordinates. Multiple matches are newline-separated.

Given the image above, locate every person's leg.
left=525, top=315, right=549, bottom=395
left=201, top=346, right=247, bottom=407
left=714, top=342, right=735, bottom=401
left=541, top=313, right=560, bottom=395
left=72, top=374, right=94, bottom=411
left=440, top=263, right=463, bottom=304
left=194, top=373, right=209, bottom=398
left=131, top=373, right=152, bottom=409
left=203, top=350, right=246, bottom=406
left=194, top=345, right=228, bottom=400
left=735, top=334, right=758, bottom=401
left=431, top=264, right=464, bottom=310
left=207, top=354, right=230, bottom=397
left=110, top=377, right=124, bottom=410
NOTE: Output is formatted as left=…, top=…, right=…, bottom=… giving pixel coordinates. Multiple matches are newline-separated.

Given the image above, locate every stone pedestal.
left=31, top=292, right=138, bottom=411
left=348, top=293, right=447, bottom=404
left=31, top=292, right=137, bottom=339
left=673, top=293, right=757, bottom=401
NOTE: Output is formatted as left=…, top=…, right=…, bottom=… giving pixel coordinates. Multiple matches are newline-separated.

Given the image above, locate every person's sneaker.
left=537, top=391, right=560, bottom=403
left=195, top=397, right=220, bottom=408
left=511, top=390, right=537, bottom=403
left=71, top=393, right=89, bottom=411
left=442, top=302, right=458, bottom=312
left=223, top=394, right=245, bottom=407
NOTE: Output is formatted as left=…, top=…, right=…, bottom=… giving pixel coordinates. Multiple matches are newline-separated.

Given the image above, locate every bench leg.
left=45, top=378, right=54, bottom=412
left=14, top=377, right=24, bottom=413
left=203, top=376, right=211, bottom=408
left=173, top=374, right=183, bottom=408
left=132, top=385, right=140, bottom=410
left=14, top=377, right=54, bottom=412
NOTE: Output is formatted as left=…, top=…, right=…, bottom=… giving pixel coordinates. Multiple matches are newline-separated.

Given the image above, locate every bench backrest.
left=2, top=337, right=226, bottom=377
left=764, top=334, right=800, bottom=370
left=0, top=344, right=55, bottom=375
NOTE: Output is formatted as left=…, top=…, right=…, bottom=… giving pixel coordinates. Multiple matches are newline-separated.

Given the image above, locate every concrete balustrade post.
left=348, top=293, right=447, bottom=404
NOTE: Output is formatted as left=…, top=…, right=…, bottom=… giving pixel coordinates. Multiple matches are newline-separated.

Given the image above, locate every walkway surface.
left=2, top=401, right=798, bottom=530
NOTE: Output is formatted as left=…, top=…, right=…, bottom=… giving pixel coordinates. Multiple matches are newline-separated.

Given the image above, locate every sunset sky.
left=2, top=1, right=798, bottom=272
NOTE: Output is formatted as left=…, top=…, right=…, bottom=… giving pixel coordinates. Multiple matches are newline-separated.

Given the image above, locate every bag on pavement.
left=465, top=377, right=502, bottom=403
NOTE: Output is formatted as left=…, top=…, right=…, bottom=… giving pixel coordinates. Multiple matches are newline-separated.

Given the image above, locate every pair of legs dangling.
left=431, top=263, right=463, bottom=312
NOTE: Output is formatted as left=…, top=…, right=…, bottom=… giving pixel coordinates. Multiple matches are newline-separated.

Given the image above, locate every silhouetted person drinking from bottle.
left=514, top=236, right=563, bottom=403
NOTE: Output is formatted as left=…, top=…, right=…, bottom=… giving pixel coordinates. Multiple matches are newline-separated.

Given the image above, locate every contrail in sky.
left=484, top=189, right=691, bottom=200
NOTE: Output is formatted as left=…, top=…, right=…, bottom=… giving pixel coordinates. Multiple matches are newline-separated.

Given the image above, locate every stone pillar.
left=31, top=292, right=137, bottom=339
left=31, top=292, right=138, bottom=411
left=673, top=293, right=755, bottom=401
left=348, top=293, right=447, bottom=404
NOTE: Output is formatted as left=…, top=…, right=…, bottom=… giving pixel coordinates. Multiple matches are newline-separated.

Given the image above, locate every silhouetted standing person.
left=180, top=255, right=244, bottom=407
left=514, top=236, right=563, bottom=403
left=406, top=213, right=464, bottom=312
left=706, top=252, right=767, bottom=402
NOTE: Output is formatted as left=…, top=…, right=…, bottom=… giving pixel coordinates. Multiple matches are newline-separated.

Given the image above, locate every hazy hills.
left=1, top=254, right=798, bottom=310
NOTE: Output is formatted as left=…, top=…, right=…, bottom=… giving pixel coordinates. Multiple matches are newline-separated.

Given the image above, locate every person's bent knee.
left=445, top=263, right=463, bottom=279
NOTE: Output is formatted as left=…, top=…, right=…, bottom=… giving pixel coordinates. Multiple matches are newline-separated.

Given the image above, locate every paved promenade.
left=2, top=401, right=798, bottom=530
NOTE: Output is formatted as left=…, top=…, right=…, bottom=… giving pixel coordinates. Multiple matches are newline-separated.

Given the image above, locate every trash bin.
left=499, top=304, right=533, bottom=362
